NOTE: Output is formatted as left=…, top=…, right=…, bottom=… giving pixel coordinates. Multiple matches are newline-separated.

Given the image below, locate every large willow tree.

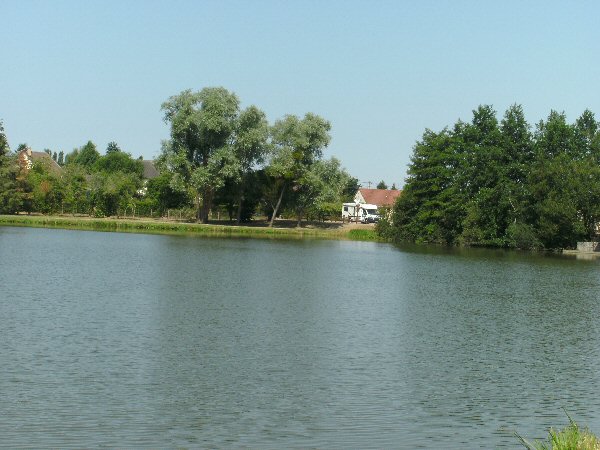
left=161, top=87, right=240, bottom=223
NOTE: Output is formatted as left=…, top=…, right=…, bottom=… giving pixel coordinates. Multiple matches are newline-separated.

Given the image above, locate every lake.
left=1, top=226, right=600, bottom=448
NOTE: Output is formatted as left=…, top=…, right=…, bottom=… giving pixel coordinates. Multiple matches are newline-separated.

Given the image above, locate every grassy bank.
left=0, top=215, right=381, bottom=242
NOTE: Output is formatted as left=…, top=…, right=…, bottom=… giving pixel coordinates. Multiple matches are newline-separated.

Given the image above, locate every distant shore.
left=0, top=215, right=380, bottom=242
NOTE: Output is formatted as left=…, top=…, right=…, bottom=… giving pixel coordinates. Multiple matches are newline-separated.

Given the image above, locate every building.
left=354, top=188, right=401, bottom=208
left=142, top=160, right=159, bottom=180
left=17, top=148, right=62, bottom=175
left=137, top=160, right=160, bottom=196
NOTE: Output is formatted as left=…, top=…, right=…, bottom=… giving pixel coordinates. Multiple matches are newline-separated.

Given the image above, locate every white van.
left=342, top=203, right=380, bottom=223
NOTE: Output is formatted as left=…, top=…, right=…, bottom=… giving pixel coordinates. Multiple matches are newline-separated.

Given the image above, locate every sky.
left=2, top=0, right=600, bottom=187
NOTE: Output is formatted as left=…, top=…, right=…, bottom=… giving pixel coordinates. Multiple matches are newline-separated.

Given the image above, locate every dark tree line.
left=378, top=105, right=600, bottom=249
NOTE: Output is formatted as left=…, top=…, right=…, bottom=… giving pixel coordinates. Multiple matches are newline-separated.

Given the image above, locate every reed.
left=516, top=413, right=600, bottom=450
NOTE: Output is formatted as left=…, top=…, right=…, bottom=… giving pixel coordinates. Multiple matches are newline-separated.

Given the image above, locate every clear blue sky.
left=3, top=0, right=599, bottom=187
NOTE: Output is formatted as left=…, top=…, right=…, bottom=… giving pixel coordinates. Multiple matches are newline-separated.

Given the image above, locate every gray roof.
left=21, top=150, right=62, bottom=174
left=142, top=160, right=159, bottom=179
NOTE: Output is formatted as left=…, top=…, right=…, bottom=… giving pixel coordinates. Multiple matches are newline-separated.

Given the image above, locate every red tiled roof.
left=358, top=188, right=401, bottom=207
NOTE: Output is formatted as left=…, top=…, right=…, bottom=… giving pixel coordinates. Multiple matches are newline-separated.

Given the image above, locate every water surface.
left=1, top=226, right=600, bottom=448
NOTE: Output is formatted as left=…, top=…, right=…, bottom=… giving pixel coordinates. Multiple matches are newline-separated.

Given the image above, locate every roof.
left=357, top=188, right=402, bottom=207
left=19, top=149, right=62, bottom=174
left=142, top=160, right=159, bottom=179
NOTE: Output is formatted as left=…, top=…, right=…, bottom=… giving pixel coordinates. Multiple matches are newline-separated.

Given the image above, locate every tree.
left=387, top=127, right=462, bottom=243
left=376, top=180, right=388, bottom=189
left=229, top=105, right=269, bottom=224
left=88, top=171, right=139, bottom=217
left=575, top=109, right=600, bottom=162
left=57, top=151, right=64, bottom=166
left=62, top=165, right=89, bottom=215
left=391, top=183, right=397, bottom=190
left=0, top=120, right=9, bottom=156
left=161, top=87, right=240, bottom=223
left=106, top=141, right=121, bottom=154
left=458, top=105, right=525, bottom=246
left=66, top=141, right=100, bottom=168
left=26, top=161, right=65, bottom=214
left=146, top=172, right=190, bottom=215
left=384, top=105, right=600, bottom=250
left=52, top=151, right=58, bottom=162
left=0, top=120, right=22, bottom=213
left=93, top=150, right=143, bottom=177
left=267, top=113, right=331, bottom=226
left=305, top=157, right=357, bottom=221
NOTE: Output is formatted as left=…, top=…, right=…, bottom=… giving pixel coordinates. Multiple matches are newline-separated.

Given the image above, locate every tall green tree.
left=0, top=120, right=22, bottom=213
left=66, top=141, right=100, bottom=168
left=161, top=87, right=240, bottom=223
left=106, top=141, right=121, bottom=154
left=230, top=105, right=269, bottom=224
left=26, top=161, right=65, bottom=214
left=305, top=157, right=358, bottom=221
left=386, top=105, right=600, bottom=250
left=267, top=113, right=331, bottom=226
left=93, top=150, right=143, bottom=177
left=386, top=127, right=462, bottom=244
left=376, top=180, right=388, bottom=189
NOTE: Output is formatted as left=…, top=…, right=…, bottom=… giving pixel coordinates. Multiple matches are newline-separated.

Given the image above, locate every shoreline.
left=0, top=215, right=381, bottom=242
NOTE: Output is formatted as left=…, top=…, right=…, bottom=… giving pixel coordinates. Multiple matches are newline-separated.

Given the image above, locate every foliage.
left=3, top=87, right=358, bottom=224
left=93, top=150, right=144, bottom=177
left=0, top=120, right=23, bottom=213
left=160, top=87, right=240, bottom=222
left=516, top=414, right=600, bottom=450
left=228, top=105, right=270, bottom=223
left=106, top=141, right=121, bottom=154
left=382, top=105, right=600, bottom=250
left=0, top=120, right=9, bottom=156
left=376, top=180, right=388, bottom=189
left=88, top=171, right=140, bottom=217
left=66, top=141, right=100, bottom=168
left=268, top=113, right=331, bottom=226
left=145, top=172, right=190, bottom=214
left=26, top=161, right=65, bottom=214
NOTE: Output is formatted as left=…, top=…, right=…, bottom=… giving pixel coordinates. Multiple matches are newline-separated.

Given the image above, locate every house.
left=354, top=188, right=401, bottom=208
left=17, top=148, right=62, bottom=175
left=137, top=160, right=160, bottom=196
left=142, top=160, right=159, bottom=180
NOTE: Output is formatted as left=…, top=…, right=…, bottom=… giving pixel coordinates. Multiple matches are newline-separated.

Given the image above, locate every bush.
left=506, top=222, right=542, bottom=250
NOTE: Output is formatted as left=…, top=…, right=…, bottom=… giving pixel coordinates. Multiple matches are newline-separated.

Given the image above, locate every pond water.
left=1, top=226, right=600, bottom=448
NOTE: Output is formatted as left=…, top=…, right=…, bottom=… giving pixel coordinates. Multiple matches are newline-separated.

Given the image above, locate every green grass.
left=346, top=228, right=380, bottom=241
left=0, top=214, right=376, bottom=242
left=517, top=413, right=600, bottom=450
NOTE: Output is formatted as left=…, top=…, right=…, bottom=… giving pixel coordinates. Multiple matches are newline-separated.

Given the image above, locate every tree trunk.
left=195, top=193, right=201, bottom=221
left=235, top=181, right=244, bottom=225
left=269, top=183, right=286, bottom=227
left=201, top=189, right=210, bottom=224
left=296, top=208, right=303, bottom=228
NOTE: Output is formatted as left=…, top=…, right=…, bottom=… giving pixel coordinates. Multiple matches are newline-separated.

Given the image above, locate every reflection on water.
left=1, top=226, right=600, bottom=448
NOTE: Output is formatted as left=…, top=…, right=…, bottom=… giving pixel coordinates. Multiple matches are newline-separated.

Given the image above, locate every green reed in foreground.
left=517, top=413, right=600, bottom=450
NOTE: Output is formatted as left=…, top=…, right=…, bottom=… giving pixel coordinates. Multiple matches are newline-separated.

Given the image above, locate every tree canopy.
left=380, top=105, right=600, bottom=250
left=2, top=87, right=357, bottom=225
